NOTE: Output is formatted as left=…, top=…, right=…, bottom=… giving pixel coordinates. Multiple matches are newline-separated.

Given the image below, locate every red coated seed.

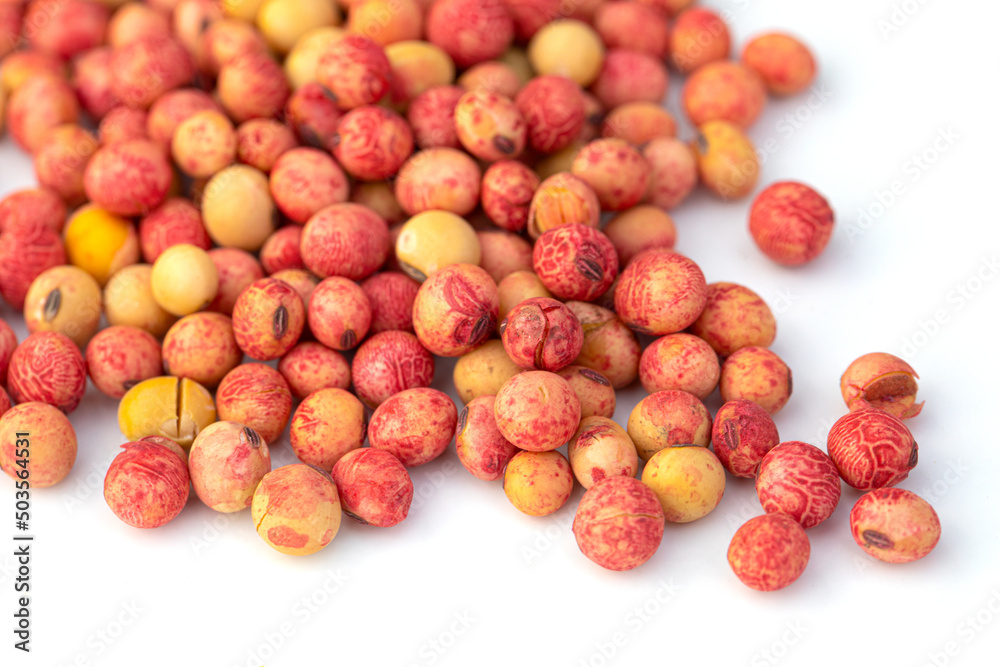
left=368, top=388, right=458, bottom=467
left=849, top=488, right=941, bottom=563
left=689, top=282, right=777, bottom=357
left=232, top=277, right=306, bottom=361
left=481, top=160, right=540, bottom=233
left=278, top=342, right=352, bottom=400
left=639, top=333, right=720, bottom=399
left=104, top=440, right=189, bottom=529
left=308, top=277, right=372, bottom=351
left=395, top=148, right=482, bottom=217
left=827, top=407, right=918, bottom=490
left=332, top=105, right=414, bottom=180
left=532, top=224, right=619, bottom=302
left=515, top=75, right=586, bottom=154
left=501, top=297, right=583, bottom=372
left=711, top=399, right=779, bottom=478
left=269, top=148, right=349, bottom=224
left=316, top=35, right=393, bottom=110
left=162, top=312, right=242, bottom=388
left=426, top=0, right=514, bottom=68
left=756, top=441, right=842, bottom=529
left=591, top=49, right=669, bottom=109
left=614, top=249, right=708, bottom=336
left=728, top=513, right=810, bottom=591
left=332, top=449, right=414, bottom=527
left=455, top=395, right=519, bottom=482
left=7, top=331, right=87, bottom=414
left=749, top=181, right=835, bottom=267
left=719, top=346, right=793, bottom=414
left=290, top=388, right=367, bottom=470
left=573, top=477, right=664, bottom=571
left=494, top=370, right=581, bottom=452
left=412, top=263, right=499, bottom=358
left=351, top=331, right=436, bottom=409
left=139, top=198, right=212, bottom=264
left=683, top=61, right=766, bottom=129
left=215, top=363, right=293, bottom=445
left=407, top=85, right=464, bottom=150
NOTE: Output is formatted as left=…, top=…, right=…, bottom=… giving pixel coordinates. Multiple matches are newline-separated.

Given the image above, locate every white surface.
left=3, top=1, right=1000, bottom=665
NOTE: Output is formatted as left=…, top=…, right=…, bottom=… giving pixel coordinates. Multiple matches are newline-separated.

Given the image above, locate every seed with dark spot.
left=908, top=443, right=919, bottom=468
left=721, top=419, right=739, bottom=451
left=273, top=305, right=289, bottom=339
left=578, top=368, right=610, bottom=386
left=498, top=318, right=508, bottom=336
left=300, top=127, right=324, bottom=149
left=575, top=256, right=604, bottom=282
left=122, top=379, right=139, bottom=392
left=243, top=427, right=262, bottom=448
left=43, top=288, right=62, bottom=322
left=192, top=72, right=209, bottom=91
left=457, top=406, right=469, bottom=434
left=862, top=530, right=894, bottom=550
left=787, top=369, right=794, bottom=396
left=493, top=136, right=516, bottom=154
left=696, top=132, right=709, bottom=154
left=399, top=260, right=427, bottom=283
left=328, top=133, right=342, bottom=148
left=306, top=463, right=337, bottom=483
left=343, top=508, right=370, bottom=525
left=467, top=314, right=492, bottom=346
left=341, top=329, right=357, bottom=349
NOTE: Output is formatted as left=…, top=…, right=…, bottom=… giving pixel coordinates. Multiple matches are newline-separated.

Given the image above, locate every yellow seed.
left=284, top=26, right=346, bottom=90
left=201, top=165, right=276, bottom=251
left=118, top=376, right=217, bottom=449
left=395, top=210, right=480, bottom=281
left=384, top=40, right=455, bottom=106
left=222, top=0, right=266, bottom=22
left=63, top=206, right=140, bottom=286
left=257, top=0, right=341, bottom=54
left=104, top=264, right=177, bottom=337
left=528, top=20, right=605, bottom=87
left=151, top=244, right=219, bottom=317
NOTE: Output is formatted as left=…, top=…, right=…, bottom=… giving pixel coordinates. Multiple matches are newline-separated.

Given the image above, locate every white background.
left=3, top=0, right=1000, bottom=665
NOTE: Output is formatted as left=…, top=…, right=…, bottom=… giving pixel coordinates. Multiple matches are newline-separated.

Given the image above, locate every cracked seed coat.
left=252, top=464, right=341, bottom=555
